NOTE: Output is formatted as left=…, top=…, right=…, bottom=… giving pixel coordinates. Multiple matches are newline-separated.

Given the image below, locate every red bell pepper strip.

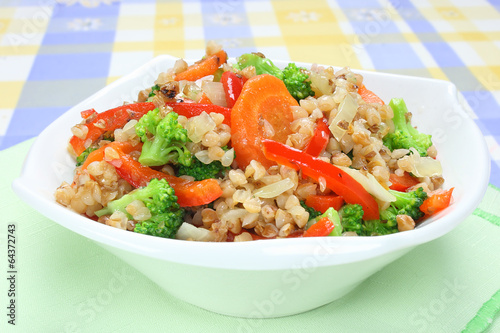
left=262, top=139, right=379, bottom=220
left=303, top=217, right=335, bottom=237
left=420, top=187, right=454, bottom=216
left=70, top=102, right=155, bottom=156
left=107, top=154, right=222, bottom=207
left=221, top=71, right=246, bottom=108
left=389, top=172, right=420, bottom=192
left=165, top=102, right=232, bottom=126
left=304, top=118, right=330, bottom=157
left=305, top=195, right=344, bottom=214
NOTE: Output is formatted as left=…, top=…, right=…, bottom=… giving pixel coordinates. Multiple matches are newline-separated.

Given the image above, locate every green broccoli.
left=339, top=204, right=364, bottom=235
left=300, top=201, right=322, bottom=220
left=95, top=178, right=184, bottom=239
left=76, top=146, right=98, bottom=166
left=379, top=187, right=428, bottom=228
left=135, top=108, right=192, bottom=167
left=383, top=98, right=433, bottom=157
left=148, top=84, right=160, bottom=97
left=362, top=219, right=398, bottom=236
left=235, top=53, right=284, bottom=79
left=282, top=63, right=314, bottom=101
left=305, top=207, right=343, bottom=236
left=235, top=53, right=314, bottom=101
left=177, top=157, right=228, bottom=181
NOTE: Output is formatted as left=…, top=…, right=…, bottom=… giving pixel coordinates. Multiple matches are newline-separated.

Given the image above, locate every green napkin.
left=1, top=139, right=499, bottom=333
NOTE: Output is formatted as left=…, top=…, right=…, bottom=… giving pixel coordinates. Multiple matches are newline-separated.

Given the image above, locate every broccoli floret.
left=305, top=207, right=343, bottom=236
left=379, top=187, right=428, bottom=227
left=282, top=63, right=314, bottom=101
left=383, top=98, right=432, bottom=157
left=300, top=201, right=322, bottom=220
left=95, top=178, right=184, bottom=239
left=76, top=146, right=98, bottom=166
left=235, top=54, right=315, bottom=102
left=235, top=53, right=284, bottom=79
left=363, top=220, right=398, bottom=236
left=339, top=204, right=364, bottom=235
left=177, top=157, right=228, bottom=181
left=135, top=108, right=191, bottom=167
left=148, top=84, right=160, bottom=97
left=177, top=146, right=232, bottom=180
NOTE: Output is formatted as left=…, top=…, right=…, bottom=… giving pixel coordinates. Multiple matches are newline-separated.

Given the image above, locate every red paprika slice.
left=304, top=118, right=330, bottom=157
left=70, top=102, right=155, bottom=156
left=262, top=139, right=379, bottom=220
left=221, top=71, right=246, bottom=108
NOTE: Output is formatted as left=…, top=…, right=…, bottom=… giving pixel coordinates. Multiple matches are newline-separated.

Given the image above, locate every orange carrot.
left=231, top=74, right=298, bottom=169
left=80, top=141, right=142, bottom=171
left=358, top=84, right=384, bottom=105
left=198, top=92, right=212, bottom=104
left=175, top=50, right=228, bottom=82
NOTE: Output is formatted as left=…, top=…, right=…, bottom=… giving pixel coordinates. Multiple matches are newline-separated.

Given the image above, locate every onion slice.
left=253, top=178, right=295, bottom=198
left=176, top=223, right=216, bottom=241
left=202, top=81, right=227, bottom=107
left=336, top=165, right=396, bottom=204
left=404, top=148, right=443, bottom=177
left=186, top=111, right=216, bottom=143
left=329, top=93, right=358, bottom=141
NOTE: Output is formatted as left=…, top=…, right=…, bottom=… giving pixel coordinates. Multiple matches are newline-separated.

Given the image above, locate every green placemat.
left=0, top=139, right=499, bottom=333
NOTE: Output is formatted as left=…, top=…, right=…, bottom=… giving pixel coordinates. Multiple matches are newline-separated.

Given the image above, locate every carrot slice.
left=175, top=50, right=228, bottom=82
left=358, top=84, right=384, bottom=105
left=80, top=141, right=142, bottom=171
left=231, top=74, right=299, bottom=169
left=198, top=92, right=212, bottom=104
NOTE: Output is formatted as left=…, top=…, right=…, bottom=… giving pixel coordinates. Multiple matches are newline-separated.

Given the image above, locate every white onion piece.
left=186, top=111, right=216, bottom=143
left=309, top=72, right=333, bottom=97
left=183, top=81, right=202, bottom=101
left=329, top=93, right=358, bottom=141
left=406, top=148, right=443, bottom=177
left=176, top=223, right=216, bottom=241
left=221, top=208, right=247, bottom=224
left=202, top=81, right=227, bottom=107
left=253, top=178, right=295, bottom=198
left=221, top=148, right=235, bottom=167
left=194, top=150, right=212, bottom=164
left=336, top=166, right=396, bottom=203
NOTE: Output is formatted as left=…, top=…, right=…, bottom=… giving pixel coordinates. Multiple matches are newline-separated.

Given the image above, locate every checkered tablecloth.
left=1, top=0, right=499, bottom=186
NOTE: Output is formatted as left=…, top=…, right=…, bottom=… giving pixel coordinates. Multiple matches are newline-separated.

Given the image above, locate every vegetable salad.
left=55, top=41, right=454, bottom=242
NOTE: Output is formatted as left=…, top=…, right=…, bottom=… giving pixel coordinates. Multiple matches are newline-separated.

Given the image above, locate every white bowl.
left=12, top=56, right=490, bottom=318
